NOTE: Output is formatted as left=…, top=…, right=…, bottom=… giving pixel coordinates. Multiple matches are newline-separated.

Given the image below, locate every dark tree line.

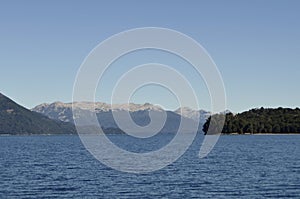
left=203, top=107, right=300, bottom=134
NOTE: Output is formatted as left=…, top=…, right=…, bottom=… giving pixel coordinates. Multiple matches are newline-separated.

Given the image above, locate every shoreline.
left=224, top=132, right=300, bottom=135
left=1, top=132, right=300, bottom=136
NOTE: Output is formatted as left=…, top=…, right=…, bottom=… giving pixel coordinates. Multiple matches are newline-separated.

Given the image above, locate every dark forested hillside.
left=203, top=107, right=300, bottom=134
left=0, top=93, right=75, bottom=135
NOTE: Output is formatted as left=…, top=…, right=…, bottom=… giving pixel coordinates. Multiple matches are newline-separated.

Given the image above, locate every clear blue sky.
left=0, top=0, right=299, bottom=112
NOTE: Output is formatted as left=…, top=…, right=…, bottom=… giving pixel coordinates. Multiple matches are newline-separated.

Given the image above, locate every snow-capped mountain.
left=174, top=107, right=211, bottom=124
left=32, top=102, right=163, bottom=121
left=32, top=102, right=205, bottom=133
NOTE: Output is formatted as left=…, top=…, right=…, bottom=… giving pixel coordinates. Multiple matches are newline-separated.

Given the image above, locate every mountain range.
left=0, top=93, right=212, bottom=135
left=2, top=92, right=298, bottom=135
left=32, top=102, right=212, bottom=133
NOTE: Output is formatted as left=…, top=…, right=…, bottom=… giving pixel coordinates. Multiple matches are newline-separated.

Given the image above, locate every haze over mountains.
left=32, top=102, right=211, bottom=133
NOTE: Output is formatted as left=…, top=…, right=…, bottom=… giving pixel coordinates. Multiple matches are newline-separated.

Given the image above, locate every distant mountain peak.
left=175, top=107, right=193, bottom=112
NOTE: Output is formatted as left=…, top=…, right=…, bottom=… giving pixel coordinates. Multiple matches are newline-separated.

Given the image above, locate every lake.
left=0, top=134, right=299, bottom=198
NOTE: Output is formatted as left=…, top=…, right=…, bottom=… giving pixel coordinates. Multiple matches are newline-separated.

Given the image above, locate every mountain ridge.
left=32, top=101, right=212, bottom=133
left=0, top=93, right=75, bottom=135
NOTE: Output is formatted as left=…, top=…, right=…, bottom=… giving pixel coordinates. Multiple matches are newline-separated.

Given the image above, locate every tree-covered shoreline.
left=203, top=107, right=300, bottom=135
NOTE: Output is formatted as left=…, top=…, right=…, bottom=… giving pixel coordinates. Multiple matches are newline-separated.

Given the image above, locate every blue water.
left=0, top=134, right=299, bottom=198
